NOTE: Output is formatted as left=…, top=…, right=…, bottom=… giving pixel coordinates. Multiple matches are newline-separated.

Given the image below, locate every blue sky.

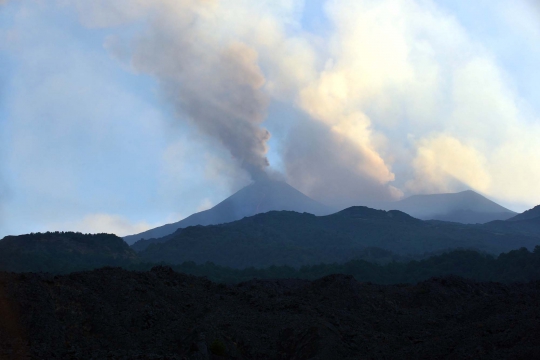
left=1, top=0, right=539, bottom=238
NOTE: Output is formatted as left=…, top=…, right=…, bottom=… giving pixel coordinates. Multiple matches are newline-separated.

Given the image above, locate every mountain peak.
left=216, top=179, right=332, bottom=216
left=124, top=179, right=334, bottom=245
left=336, top=206, right=417, bottom=222
left=379, top=190, right=516, bottom=224
left=457, top=189, right=479, bottom=195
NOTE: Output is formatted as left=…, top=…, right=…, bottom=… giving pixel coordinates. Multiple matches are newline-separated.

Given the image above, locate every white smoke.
left=283, top=0, right=540, bottom=207
left=63, top=0, right=540, bottom=207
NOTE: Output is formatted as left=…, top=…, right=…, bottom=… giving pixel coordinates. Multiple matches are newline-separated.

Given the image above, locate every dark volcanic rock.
left=1, top=267, right=540, bottom=359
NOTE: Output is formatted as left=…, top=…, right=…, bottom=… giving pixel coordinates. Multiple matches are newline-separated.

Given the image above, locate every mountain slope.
left=124, top=179, right=333, bottom=245
left=0, top=232, right=137, bottom=273
left=379, top=190, right=516, bottom=224
left=483, top=217, right=540, bottom=237
left=137, top=207, right=540, bottom=268
left=482, top=205, right=540, bottom=237
left=508, top=205, right=540, bottom=222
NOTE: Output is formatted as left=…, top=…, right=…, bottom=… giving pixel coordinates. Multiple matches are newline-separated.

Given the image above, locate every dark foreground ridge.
left=1, top=267, right=540, bottom=359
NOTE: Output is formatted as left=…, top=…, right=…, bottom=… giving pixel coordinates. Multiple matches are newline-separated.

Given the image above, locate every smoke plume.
left=70, top=0, right=540, bottom=207
left=284, top=119, right=402, bottom=208
left=81, top=0, right=271, bottom=179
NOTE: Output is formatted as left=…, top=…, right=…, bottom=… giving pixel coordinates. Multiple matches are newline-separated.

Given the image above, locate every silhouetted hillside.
left=508, top=205, right=540, bottom=221
left=481, top=205, right=540, bottom=237
left=2, top=267, right=540, bottom=359
left=380, top=190, right=516, bottom=224
left=0, top=232, right=137, bottom=273
left=133, top=247, right=540, bottom=285
left=136, top=207, right=540, bottom=268
left=483, top=218, right=540, bottom=236
left=3, top=230, right=540, bottom=287
left=124, top=179, right=334, bottom=245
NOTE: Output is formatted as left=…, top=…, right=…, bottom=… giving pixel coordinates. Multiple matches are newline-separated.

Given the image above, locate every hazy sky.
left=1, top=0, right=539, bottom=238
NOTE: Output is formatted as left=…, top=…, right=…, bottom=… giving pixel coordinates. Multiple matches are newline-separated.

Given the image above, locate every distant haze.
left=125, top=184, right=518, bottom=244
left=377, top=190, right=517, bottom=224
left=1, top=0, right=540, bottom=237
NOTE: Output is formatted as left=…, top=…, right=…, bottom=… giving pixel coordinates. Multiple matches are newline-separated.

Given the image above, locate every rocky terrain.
left=1, top=267, right=540, bottom=359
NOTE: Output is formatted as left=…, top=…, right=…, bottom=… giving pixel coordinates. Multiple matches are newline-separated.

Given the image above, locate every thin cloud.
left=49, top=213, right=159, bottom=237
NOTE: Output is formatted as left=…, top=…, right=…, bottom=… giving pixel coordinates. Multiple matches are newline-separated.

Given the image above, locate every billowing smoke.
left=134, top=36, right=271, bottom=178
left=284, top=119, right=401, bottom=208
left=78, top=0, right=271, bottom=179
left=281, top=0, right=540, bottom=207
left=68, top=0, right=540, bottom=207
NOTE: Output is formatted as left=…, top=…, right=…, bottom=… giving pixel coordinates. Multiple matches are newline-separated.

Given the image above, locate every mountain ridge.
left=124, top=179, right=334, bottom=245
left=125, top=187, right=519, bottom=245
left=0, top=232, right=137, bottom=273
left=508, top=205, right=540, bottom=222
left=135, top=206, right=540, bottom=268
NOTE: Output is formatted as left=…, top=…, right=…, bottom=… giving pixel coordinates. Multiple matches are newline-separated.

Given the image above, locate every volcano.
left=379, top=190, right=516, bottom=224
left=124, top=179, right=333, bottom=244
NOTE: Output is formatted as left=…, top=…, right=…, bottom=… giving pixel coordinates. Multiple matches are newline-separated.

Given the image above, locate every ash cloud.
left=143, top=40, right=271, bottom=178
left=284, top=119, right=401, bottom=209
left=96, top=1, right=272, bottom=179
left=69, top=0, right=540, bottom=207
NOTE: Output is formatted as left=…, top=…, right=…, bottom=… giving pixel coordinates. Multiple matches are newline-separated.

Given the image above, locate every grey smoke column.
left=123, top=7, right=271, bottom=178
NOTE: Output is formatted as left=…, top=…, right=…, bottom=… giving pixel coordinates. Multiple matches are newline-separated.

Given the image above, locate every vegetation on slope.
left=136, top=208, right=540, bottom=268
left=0, top=232, right=136, bottom=273
left=3, top=231, right=540, bottom=286
left=130, top=246, right=540, bottom=284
